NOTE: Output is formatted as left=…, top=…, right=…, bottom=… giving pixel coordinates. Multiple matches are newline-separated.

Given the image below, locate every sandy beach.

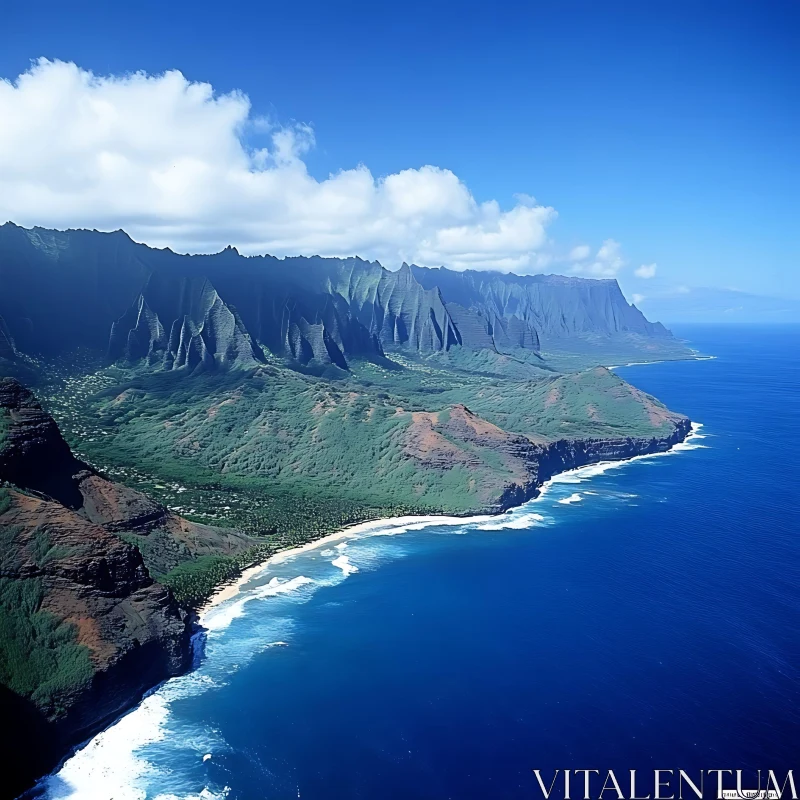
left=198, top=421, right=704, bottom=624
left=197, top=513, right=494, bottom=622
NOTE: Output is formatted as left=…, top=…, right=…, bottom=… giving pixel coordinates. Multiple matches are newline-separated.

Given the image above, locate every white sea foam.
left=557, top=493, right=583, bottom=504
left=155, top=789, right=230, bottom=800
left=332, top=554, right=359, bottom=575
left=608, top=355, right=716, bottom=371
left=357, top=514, right=496, bottom=539
left=41, top=672, right=220, bottom=799
left=203, top=576, right=314, bottom=632
left=474, top=512, right=546, bottom=531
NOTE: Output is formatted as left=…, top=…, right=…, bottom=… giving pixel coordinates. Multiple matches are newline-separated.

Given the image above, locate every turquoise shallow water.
left=37, top=325, right=800, bottom=800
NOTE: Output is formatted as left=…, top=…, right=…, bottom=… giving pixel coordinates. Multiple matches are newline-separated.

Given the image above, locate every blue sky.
left=1, top=0, right=797, bottom=312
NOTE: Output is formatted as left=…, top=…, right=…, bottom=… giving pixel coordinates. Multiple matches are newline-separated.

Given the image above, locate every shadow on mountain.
left=0, top=685, right=61, bottom=799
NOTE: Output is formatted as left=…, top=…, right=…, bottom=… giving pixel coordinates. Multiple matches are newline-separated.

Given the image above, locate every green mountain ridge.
left=0, top=222, right=692, bottom=374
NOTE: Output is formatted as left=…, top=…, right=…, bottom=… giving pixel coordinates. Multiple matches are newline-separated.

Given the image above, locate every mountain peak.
left=0, top=223, right=683, bottom=372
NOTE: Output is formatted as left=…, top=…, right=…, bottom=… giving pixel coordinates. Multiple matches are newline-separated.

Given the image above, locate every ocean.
left=37, top=325, right=800, bottom=800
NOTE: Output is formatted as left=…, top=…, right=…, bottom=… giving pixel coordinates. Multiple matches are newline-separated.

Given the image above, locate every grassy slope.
left=39, top=352, right=684, bottom=536
left=0, top=405, right=9, bottom=448
left=20, top=345, right=687, bottom=610
left=1, top=404, right=95, bottom=713
left=0, top=488, right=94, bottom=714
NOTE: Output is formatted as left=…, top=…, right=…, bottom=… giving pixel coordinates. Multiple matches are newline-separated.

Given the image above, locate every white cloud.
left=569, top=239, right=624, bottom=278
left=632, top=293, right=646, bottom=305
left=513, top=192, right=538, bottom=207
left=569, top=244, right=591, bottom=261
left=635, top=262, right=657, bottom=279
left=0, top=59, right=567, bottom=271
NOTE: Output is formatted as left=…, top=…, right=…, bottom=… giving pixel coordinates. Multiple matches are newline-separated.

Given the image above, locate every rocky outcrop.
left=75, top=469, right=257, bottom=577
left=0, top=378, right=250, bottom=796
left=0, top=486, right=191, bottom=799
left=76, top=470, right=167, bottom=531
left=494, top=417, right=692, bottom=511
left=402, top=401, right=692, bottom=511
left=0, top=377, right=87, bottom=508
left=0, top=488, right=190, bottom=710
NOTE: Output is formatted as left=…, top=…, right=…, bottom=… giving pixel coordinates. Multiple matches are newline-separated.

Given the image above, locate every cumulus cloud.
left=632, top=293, right=646, bottom=305
left=569, top=244, right=591, bottom=261
left=0, top=58, right=566, bottom=271
left=635, top=262, right=657, bottom=279
left=569, top=239, right=625, bottom=278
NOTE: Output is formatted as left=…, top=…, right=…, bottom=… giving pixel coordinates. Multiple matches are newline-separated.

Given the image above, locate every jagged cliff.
left=400, top=401, right=691, bottom=512
left=0, top=378, right=258, bottom=797
left=0, top=223, right=682, bottom=374
left=410, top=264, right=670, bottom=343
left=107, top=272, right=264, bottom=372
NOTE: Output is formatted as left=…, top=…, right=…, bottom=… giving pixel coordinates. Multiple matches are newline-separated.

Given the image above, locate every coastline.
left=197, top=512, right=496, bottom=622
left=607, top=355, right=716, bottom=370
left=198, top=420, right=704, bottom=625
left=35, top=419, right=705, bottom=798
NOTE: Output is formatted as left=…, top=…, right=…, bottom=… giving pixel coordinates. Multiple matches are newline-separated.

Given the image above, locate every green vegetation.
left=35, top=348, right=682, bottom=554
left=0, top=406, right=10, bottom=451
left=18, top=345, right=684, bottom=614
left=0, top=523, right=25, bottom=572
left=0, top=486, right=11, bottom=516
left=160, top=555, right=245, bottom=607
left=156, top=545, right=286, bottom=607
left=30, top=528, right=75, bottom=568
left=462, top=368, right=676, bottom=440
left=0, top=577, right=93, bottom=715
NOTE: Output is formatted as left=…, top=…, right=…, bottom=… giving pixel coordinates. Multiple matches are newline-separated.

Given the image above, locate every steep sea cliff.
left=492, top=419, right=692, bottom=510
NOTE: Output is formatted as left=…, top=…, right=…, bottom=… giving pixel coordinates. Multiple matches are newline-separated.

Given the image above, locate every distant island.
left=0, top=222, right=694, bottom=797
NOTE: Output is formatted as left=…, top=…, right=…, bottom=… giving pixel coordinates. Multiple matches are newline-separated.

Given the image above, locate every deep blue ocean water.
left=42, top=325, right=800, bottom=800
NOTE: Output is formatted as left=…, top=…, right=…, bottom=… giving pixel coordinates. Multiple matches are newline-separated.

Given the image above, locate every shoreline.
left=198, top=420, right=705, bottom=625
left=38, top=419, right=705, bottom=797
left=197, top=512, right=497, bottom=622
left=607, top=354, right=716, bottom=370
